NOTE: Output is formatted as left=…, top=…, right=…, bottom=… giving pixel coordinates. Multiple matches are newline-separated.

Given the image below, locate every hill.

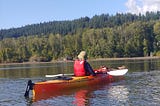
left=0, top=12, right=160, bottom=39
left=0, top=12, right=160, bottom=63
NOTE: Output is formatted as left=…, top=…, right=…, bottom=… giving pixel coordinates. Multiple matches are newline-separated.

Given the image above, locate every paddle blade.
left=107, top=69, right=128, bottom=76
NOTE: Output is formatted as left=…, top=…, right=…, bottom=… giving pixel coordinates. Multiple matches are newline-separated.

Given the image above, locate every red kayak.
left=24, top=68, right=128, bottom=101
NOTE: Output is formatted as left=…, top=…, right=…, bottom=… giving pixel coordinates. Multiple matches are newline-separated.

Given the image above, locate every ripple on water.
left=126, top=70, right=160, bottom=105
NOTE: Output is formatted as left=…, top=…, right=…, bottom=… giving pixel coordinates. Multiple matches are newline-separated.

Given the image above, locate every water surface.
left=0, top=58, right=159, bottom=106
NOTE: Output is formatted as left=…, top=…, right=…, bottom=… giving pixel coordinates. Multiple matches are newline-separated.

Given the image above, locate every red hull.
left=32, top=74, right=122, bottom=101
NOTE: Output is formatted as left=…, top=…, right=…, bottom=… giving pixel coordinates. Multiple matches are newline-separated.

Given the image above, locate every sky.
left=1, top=0, right=160, bottom=29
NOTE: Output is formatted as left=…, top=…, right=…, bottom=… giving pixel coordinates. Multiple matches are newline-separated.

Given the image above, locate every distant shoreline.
left=91, top=56, right=160, bottom=61
left=0, top=56, right=159, bottom=66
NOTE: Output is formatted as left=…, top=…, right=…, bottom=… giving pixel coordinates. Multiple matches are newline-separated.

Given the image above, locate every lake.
left=0, top=58, right=160, bottom=106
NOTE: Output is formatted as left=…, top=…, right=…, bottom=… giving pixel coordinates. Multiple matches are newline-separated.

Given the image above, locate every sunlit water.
left=0, top=58, right=159, bottom=106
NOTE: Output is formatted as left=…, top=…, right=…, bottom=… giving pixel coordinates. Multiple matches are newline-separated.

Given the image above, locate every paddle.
left=45, top=73, right=74, bottom=78
left=107, top=69, right=128, bottom=76
left=45, top=66, right=128, bottom=78
left=95, top=65, right=128, bottom=76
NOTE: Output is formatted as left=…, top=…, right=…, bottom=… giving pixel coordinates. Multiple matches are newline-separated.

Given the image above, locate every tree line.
left=0, top=12, right=160, bottom=63
left=1, top=11, right=160, bottom=38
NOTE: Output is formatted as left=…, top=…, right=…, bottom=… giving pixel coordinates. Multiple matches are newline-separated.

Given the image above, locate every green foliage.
left=153, top=21, right=160, bottom=52
left=155, top=51, right=160, bottom=56
left=1, top=11, right=160, bottom=38
left=0, top=12, right=160, bottom=63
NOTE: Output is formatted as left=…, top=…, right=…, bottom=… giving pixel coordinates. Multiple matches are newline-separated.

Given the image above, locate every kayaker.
left=74, top=51, right=96, bottom=76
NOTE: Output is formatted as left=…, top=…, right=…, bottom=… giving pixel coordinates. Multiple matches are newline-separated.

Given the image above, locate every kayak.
left=24, top=68, right=128, bottom=101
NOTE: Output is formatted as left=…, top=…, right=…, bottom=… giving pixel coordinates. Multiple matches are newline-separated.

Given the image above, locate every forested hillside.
left=0, top=12, right=160, bottom=63
left=1, top=12, right=160, bottom=38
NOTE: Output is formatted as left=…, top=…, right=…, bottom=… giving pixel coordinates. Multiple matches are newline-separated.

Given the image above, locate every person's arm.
left=84, top=61, right=96, bottom=76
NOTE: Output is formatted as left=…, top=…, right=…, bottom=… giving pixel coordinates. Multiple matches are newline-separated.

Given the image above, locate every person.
left=74, top=51, right=96, bottom=76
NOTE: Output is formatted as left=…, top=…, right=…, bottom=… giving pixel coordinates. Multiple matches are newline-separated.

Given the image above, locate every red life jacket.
left=74, top=60, right=86, bottom=76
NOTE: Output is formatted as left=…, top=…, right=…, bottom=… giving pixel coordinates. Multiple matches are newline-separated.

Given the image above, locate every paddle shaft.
left=45, top=73, right=74, bottom=78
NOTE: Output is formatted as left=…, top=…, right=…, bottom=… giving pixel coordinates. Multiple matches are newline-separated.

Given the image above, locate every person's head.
left=78, top=51, right=88, bottom=60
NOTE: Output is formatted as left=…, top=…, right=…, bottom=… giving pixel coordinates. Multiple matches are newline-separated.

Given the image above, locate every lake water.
left=0, top=58, right=160, bottom=106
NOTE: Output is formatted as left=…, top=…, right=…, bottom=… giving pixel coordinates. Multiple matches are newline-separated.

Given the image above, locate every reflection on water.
left=72, top=89, right=88, bottom=106
left=107, top=84, right=129, bottom=104
left=126, top=70, right=160, bottom=105
left=31, top=82, right=129, bottom=106
left=0, top=58, right=160, bottom=105
left=0, top=62, right=74, bottom=78
left=0, top=58, right=159, bottom=78
left=92, top=58, right=160, bottom=73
